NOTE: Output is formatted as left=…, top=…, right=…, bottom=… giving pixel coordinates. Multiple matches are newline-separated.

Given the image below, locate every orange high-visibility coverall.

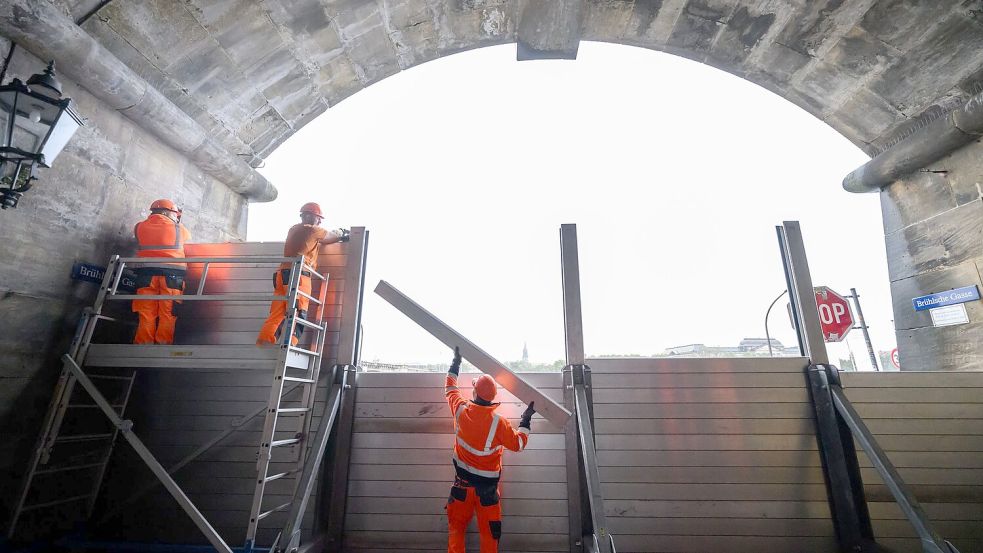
left=445, top=372, right=530, bottom=553
left=132, top=214, right=192, bottom=345
left=256, top=223, right=328, bottom=346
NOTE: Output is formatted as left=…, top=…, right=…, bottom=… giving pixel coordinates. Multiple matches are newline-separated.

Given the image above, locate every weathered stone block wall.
left=0, top=40, right=248, bottom=524
left=881, top=138, right=983, bottom=371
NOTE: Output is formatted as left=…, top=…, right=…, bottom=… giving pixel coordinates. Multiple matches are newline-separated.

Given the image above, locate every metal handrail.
left=827, top=368, right=962, bottom=553
left=104, top=255, right=326, bottom=303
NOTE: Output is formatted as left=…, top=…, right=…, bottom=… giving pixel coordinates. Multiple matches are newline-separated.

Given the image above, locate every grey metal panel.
left=595, top=417, right=817, bottom=435
left=353, top=417, right=563, bottom=434
left=600, top=483, right=829, bottom=501
left=349, top=464, right=566, bottom=483
left=593, top=402, right=816, bottom=419
left=355, top=401, right=555, bottom=420
left=602, top=499, right=831, bottom=519
left=356, top=387, right=565, bottom=404
left=606, top=516, right=835, bottom=536
left=842, top=371, right=983, bottom=388
left=598, top=466, right=827, bottom=484
left=357, top=372, right=563, bottom=389
left=351, top=432, right=565, bottom=450
left=596, top=434, right=819, bottom=451
left=345, top=513, right=568, bottom=534
left=610, top=535, right=837, bottom=553
left=343, top=531, right=568, bottom=551
left=597, top=450, right=823, bottom=468
left=350, top=448, right=566, bottom=467
left=347, top=481, right=567, bottom=500
left=586, top=356, right=809, bottom=373
left=588, top=372, right=809, bottom=388
left=374, top=280, right=572, bottom=425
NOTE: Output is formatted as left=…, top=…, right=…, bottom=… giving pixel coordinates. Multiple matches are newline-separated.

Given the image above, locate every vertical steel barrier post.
left=322, top=228, right=368, bottom=552
left=779, top=221, right=875, bottom=553
left=560, top=224, right=586, bottom=552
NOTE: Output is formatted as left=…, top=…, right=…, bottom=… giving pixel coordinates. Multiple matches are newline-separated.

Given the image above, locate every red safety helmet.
left=472, top=374, right=498, bottom=403
left=150, top=199, right=179, bottom=213
left=300, top=202, right=323, bottom=218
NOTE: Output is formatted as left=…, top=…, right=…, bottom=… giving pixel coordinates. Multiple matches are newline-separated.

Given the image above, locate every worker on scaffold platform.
left=256, top=202, right=348, bottom=346
left=132, top=199, right=191, bottom=345
left=445, top=346, right=536, bottom=552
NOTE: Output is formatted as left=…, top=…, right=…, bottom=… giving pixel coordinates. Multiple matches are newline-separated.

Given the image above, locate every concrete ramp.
left=344, top=371, right=568, bottom=551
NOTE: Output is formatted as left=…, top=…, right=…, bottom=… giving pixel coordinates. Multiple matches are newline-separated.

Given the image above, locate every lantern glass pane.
left=0, top=89, right=15, bottom=148
left=10, top=95, right=55, bottom=156
left=39, top=105, right=81, bottom=166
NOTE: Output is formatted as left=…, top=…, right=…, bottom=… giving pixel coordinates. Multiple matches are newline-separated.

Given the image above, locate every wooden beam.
left=374, top=280, right=572, bottom=426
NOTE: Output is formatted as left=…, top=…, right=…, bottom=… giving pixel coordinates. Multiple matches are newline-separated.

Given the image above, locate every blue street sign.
left=911, top=285, right=981, bottom=311
left=70, top=262, right=137, bottom=292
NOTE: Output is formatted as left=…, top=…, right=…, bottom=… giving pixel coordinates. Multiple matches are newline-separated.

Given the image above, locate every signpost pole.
left=849, top=288, right=879, bottom=371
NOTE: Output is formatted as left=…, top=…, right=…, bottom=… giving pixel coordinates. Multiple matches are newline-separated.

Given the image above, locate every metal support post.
left=830, top=387, right=960, bottom=553
left=322, top=365, right=358, bottom=553
left=274, top=373, right=346, bottom=553
left=561, top=222, right=586, bottom=552
left=573, top=365, right=613, bottom=553
left=849, top=288, right=880, bottom=371
left=778, top=221, right=829, bottom=364
left=62, top=355, right=233, bottom=553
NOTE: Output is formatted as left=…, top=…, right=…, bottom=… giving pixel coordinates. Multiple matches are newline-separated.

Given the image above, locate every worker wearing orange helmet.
left=256, top=202, right=349, bottom=346
left=444, top=346, right=536, bottom=553
left=132, top=199, right=191, bottom=345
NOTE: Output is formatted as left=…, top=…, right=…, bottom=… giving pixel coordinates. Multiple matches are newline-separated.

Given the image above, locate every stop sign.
left=814, top=286, right=854, bottom=342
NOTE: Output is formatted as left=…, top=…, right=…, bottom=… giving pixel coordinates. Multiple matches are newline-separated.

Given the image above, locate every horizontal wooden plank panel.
left=586, top=357, right=809, bottom=374
left=871, top=518, right=983, bottom=539
left=598, top=466, right=825, bottom=484
left=352, top=433, right=565, bottom=450
left=603, top=499, right=831, bottom=519
left=347, top=481, right=567, bottom=500
left=846, top=388, right=983, bottom=403
left=356, top=387, right=563, bottom=404
left=356, top=402, right=548, bottom=420
left=343, top=531, right=566, bottom=551
left=598, top=483, right=829, bottom=502
left=349, top=464, right=565, bottom=483
left=596, top=434, right=819, bottom=451
left=353, top=417, right=561, bottom=434
left=350, top=448, right=565, bottom=467
left=346, top=497, right=568, bottom=517
left=868, top=501, right=983, bottom=521
left=842, top=371, right=983, bottom=388
left=345, top=513, right=567, bottom=534
left=592, top=388, right=810, bottom=404
left=590, top=373, right=808, bottom=389
left=610, top=534, right=836, bottom=553
left=861, top=435, right=983, bottom=452
left=593, top=402, right=815, bottom=419
left=852, top=403, right=983, bottom=419
left=864, top=484, right=983, bottom=503
left=597, top=449, right=822, bottom=468
left=595, top=418, right=815, bottom=435
left=607, top=516, right=834, bottom=536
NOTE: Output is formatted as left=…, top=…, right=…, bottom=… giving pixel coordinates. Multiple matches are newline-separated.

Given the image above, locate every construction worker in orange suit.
left=256, top=202, right=349, bottom=346
left=445, top=346, right=536, bottom=553
left=132, top=199, right=192, bottom=345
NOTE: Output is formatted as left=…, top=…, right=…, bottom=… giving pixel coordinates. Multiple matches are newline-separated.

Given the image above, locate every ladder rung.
left=36, top=461, right=105, bottom=475
left=276, top=407, right=311, bottom=415
left=262, top=470, right=298, bottom=483
left=20, top=493, right=94, bottom=512
left=288, top=346, right=320, bottom=357
left=55, top=433, right=114, bottom=443
left=258, top=502, right=292, bottom=521
left=270, top=438, right=301, bottom=448
left=282, top=376, right=315, bottom=384
left=93, top=314, right=118, bottom=322
left=293, top=318, right=324, bottom=331
left=296, top=290, right=322, bottom=305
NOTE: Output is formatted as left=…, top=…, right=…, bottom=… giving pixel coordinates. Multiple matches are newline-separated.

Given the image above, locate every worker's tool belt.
left=276, top=268, right=312, bottom=286
left=134, top=267, right=186, bottom=290
left=451, top=475, right=500, bottom=506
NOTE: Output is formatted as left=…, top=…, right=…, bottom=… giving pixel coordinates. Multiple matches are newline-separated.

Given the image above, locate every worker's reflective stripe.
left=484, top=414, right=499, bottom=450
left=136, top=223, right=182, bottom=251
left=452, top=453, right=501, bottom=479
left=446, top=385, right=459, bottom=392
left=456, top=437, right=502, bottom=457
left=446, top=372, right=458, bottom=380
left=454, top=404, right=465, bottom=427
left=517, top=427, right=530, bottom=451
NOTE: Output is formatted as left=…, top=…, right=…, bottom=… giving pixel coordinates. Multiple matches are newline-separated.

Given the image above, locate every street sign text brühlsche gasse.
left=911, top=286, right=981, bottom=311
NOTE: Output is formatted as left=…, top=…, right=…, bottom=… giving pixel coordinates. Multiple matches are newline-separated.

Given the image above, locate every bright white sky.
left=248, top=42, right=895, bottom=370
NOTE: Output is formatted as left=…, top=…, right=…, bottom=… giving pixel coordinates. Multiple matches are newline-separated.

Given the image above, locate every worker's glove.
left=449, top=346, right=462, bottom=376
left=519, top=401, right=535, bottom=429
left=338, top=228, right=351, bottom=243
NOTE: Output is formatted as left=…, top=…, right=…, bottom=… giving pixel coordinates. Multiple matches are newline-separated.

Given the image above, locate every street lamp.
left=0, top=61, right=83, bottom=209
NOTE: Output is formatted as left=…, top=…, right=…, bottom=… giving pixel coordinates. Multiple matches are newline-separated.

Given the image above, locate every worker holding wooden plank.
left=444, top=346, right=535, bottom=553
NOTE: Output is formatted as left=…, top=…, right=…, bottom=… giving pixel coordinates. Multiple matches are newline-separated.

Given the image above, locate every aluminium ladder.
left=8, top=253, right=332, bottom=552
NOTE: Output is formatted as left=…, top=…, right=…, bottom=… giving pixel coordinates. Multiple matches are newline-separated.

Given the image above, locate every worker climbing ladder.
left=8, top=251, right=336, bottom=552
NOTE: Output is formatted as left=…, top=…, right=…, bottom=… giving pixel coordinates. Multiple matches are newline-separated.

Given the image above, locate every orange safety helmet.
left=300, top=202, right=323, bottom=218
left=472, top=374, right=498, bottom=403
left=150, top=199, right=179, bottom=213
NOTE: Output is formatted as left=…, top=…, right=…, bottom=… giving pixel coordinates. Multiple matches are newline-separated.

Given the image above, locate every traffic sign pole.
left=849, top=287, right=880, bottom=372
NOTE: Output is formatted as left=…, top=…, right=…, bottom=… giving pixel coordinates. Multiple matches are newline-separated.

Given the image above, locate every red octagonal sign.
left=815, top=286, right=854, bottom=342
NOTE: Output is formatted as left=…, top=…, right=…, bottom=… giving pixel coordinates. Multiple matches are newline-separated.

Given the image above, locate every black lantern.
left=0, top=61, right=83, bottom=209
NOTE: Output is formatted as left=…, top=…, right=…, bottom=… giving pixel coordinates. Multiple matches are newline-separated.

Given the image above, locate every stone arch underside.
left=68, top=0, right=983, bottom=173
